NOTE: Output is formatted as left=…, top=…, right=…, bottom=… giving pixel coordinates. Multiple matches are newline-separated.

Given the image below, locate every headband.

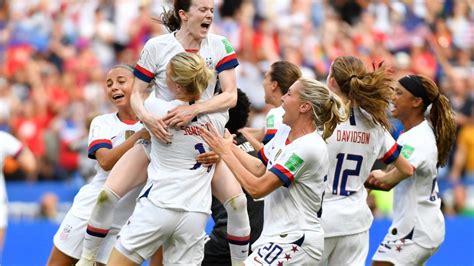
left=112, top=64, right=134, bottom=72
left=398, top=75, right=433, bottom=108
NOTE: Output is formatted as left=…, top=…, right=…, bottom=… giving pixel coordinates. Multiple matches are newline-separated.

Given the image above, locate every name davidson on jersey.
left=336, top=129, right=370, bottom=144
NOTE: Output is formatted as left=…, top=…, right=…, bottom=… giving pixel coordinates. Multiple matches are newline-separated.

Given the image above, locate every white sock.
left=81, top=186, right=120, bottom=260
left=224, top=193, right=250, bottom=262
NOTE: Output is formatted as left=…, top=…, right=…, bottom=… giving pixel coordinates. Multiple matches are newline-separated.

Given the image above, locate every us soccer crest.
left=206, top=57, right=213, bottom=68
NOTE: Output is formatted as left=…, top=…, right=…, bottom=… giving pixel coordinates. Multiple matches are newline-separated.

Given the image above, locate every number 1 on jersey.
left=190, top=143, right=211, bottom=172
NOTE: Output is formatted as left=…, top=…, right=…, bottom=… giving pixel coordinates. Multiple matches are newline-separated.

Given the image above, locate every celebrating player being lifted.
left=79, top=1, right=250, bottom=265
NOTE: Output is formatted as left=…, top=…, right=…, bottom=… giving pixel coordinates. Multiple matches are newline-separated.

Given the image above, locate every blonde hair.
left=330, top=56, right=394, bottom=129
left=298, top=78, right=348, bottom=140
left=167, top=52, right=213, bottom=96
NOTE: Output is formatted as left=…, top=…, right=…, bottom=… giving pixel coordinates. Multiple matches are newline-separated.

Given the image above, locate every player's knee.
left=96, top=186, right=120, bottom=205
left=224, top=193, right=247, bottom=212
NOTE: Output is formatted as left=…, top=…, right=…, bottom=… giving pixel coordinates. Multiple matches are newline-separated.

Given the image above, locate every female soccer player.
left=0, top=131, right=36, bottom=254
left=369, top=75, right=455, bottom=265
left=240, top=61, right=302, bottom=150
left=108, top=52, right=224, bottom=265
left=320, top=56, right=414, bottom=265
left=79, top=1, right=250, bottom=264
left=47, top=65, right=150, bottom=266
left=200, top=78, right=347, bottom=265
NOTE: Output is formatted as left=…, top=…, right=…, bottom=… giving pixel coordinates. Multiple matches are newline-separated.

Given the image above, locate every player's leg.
left=79, top=144, right=149, bottom=264
left=326, top=231, right=368, bottom=266
left=212, top=160, right=250, bottom=265
left=113, top=197, right=172, bottom=265
left=47, top=246, right=77, bottom=266
left=162, top=211, right=208, bottom=266
left=107, top=248, right=139, bottom=266
left=149, top=247, right=163, bottom=266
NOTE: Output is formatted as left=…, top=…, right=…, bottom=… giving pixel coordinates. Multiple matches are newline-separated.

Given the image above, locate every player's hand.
left=163, top=104, right=199, bottom=128
left=366, top=170, right=391, bottom=191
left=141, top=112, right=172, bottom=144
left=199, top=125, right=233, bottom=156
left=197, top=151, right=220, bottom=167
left=137, top=128, right=151, bottom=141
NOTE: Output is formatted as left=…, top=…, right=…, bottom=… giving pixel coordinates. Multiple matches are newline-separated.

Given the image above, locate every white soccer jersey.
left=322, top=108, right=402, bottom=237
left=134, top=32, right=239, bottom=101
left=68, top=113, right=143, bottom=224
left=263, top=106, right=286, bottom=144
left=388, top=120, right=444, bottom=249
left=254, top=125, right=327, bottom=260
left=0, top=131, right=23, bottom=222
left=144, top=97, right=228, bottom=214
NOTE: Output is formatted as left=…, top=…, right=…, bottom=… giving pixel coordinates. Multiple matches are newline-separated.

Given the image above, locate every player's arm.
left=366, top=155, right=414, bottom=191
left=220, top=154, right=283, bottom=198
left=94, top=128, right=149, bottom=171
left=239, top=127, right=264, bottom=151
left=16, top=146, right=36, bottom=175
left=230, top=141, right=266, bottom=177
left=131, top=77, right=171, bottom=143
left=200, top=68, right=238, bottom=113
left=200, top=125, right=278, bottom=198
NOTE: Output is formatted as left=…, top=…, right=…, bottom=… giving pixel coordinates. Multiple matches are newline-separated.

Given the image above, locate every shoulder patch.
left=284, top=153, right=304, bottom=172
left=221, top=38, right=234, bottom=54
left=266, top=114, right=275, bottom=128
left=401, top=144, right=415, bottom=159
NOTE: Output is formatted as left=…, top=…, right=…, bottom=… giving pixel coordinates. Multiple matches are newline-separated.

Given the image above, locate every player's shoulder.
left=142, top=33, right=174, bottom=51
left=90, top=113, right=117, bottom=126
left=206, top=33, right=231, bottom=48
left=0, top=130, right=11, bottom=138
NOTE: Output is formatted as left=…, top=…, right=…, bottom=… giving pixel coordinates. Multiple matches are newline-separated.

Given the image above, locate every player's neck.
left=288, top=119, right=316, bottom=141
left=401, top=114, right=424, bottom=132
left=117, top=109, right=137, bottom=123
left=175, top=30, right=202, bottom=50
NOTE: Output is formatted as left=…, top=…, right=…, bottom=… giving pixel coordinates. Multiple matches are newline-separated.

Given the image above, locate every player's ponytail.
left=406, top=75, right=456, bottom=167
left=298, top=78, right=348, bottom=140
left=157, top=0, right=193, bottom=32
left=330, top=56, right=394, bottom=129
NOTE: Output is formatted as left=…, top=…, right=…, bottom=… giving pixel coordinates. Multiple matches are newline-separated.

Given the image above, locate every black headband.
left=398, top=75, right=432, bottom=108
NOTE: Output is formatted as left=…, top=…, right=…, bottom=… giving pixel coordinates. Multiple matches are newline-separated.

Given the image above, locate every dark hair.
left=405, top=75, right=456, bottom=167
left=269, top=61, right=302, bottom=95
left=160, top=0, right=193, bottom=32
left=226, top=89, right=250, bottom=134
left=330, top=56, right=394, bottom=129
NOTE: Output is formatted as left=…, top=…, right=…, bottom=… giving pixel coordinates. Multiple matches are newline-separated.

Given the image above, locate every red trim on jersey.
left=185, top=48, right=199, bottom=53
left=117, top=114, right=138, bottom=125
left=88, top=139, right=112, bottom=149
left=274, top=164, right=294, bottom=182
left=382, top=143, right=399, bottom=162
left=216, top=53, right=237, bottom=68
left=134, top=64, right=154, bottom=78
left=258, top=148, right=268, bottom=165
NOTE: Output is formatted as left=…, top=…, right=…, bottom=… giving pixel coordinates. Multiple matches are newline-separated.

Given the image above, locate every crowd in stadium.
left=0, top=0, right=473, bottom=219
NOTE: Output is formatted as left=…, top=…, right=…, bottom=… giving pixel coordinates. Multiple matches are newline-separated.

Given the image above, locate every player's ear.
left=300, top=102, right=311, bottom=113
